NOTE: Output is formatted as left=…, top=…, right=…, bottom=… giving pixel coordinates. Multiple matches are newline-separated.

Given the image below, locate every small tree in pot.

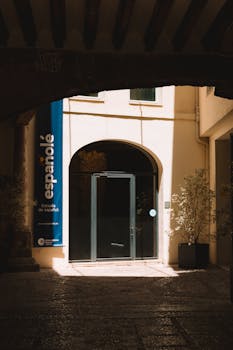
left=171, top=169, right=215, bottom=269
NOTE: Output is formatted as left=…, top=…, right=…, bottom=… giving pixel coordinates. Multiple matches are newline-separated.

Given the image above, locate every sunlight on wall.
left=63, top=87, right=176, bottom=265
left=33, top=86, right=211, bottom=267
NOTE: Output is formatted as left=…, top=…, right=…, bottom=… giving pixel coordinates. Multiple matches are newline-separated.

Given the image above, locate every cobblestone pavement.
left=0, top=262, right=233, bottom=349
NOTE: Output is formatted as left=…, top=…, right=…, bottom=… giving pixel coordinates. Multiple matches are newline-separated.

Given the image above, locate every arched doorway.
left=69, top=141, right=158, bottom=261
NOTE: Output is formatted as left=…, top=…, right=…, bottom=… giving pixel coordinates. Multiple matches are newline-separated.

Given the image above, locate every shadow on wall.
left=216, top=139, right=232, bottom=265
left=32, top=247, right=65, bottom=268
left=169, top=87, right=207, bottom=264
left=0, top=122, right=14, bottom=175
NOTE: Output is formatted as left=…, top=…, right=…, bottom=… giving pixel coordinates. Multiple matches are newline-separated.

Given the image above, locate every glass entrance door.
left=91, top=172, right=136, bottom=260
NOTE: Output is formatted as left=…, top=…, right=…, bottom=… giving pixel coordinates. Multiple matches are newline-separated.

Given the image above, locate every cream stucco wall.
left=1, top=87, right=230, bottom=268
left=170, top=86, right=207, bottom=263
left=63, top=88, right=174, bottom=265
left=200, top=87, right=233, bottom=137
left=52, top=86, right=205, bottom=267
left=199, top=87, right=233, bottom=266
left=23, top=86, right=233, bottom=268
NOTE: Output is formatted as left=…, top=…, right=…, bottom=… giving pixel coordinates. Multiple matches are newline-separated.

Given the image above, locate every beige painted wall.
left=175, top=86, right=196, bottom=114
left=29, top=86, right=210, bottom=267
left=199, top=87, right=233, bottom=137
left=199, top=88, right=233, bottom=266
left=59, top=86, right=205, bottom=266
left=32, top=247, right=65, bottom=268
left=169, top=87, right=207, bottom=263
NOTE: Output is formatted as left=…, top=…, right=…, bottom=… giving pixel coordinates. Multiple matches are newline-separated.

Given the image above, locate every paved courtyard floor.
left=0, top=261, right=233, bottom=349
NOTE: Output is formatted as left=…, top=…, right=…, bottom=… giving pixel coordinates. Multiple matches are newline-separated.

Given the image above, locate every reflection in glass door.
left=91, top=173, right=135, bottom=260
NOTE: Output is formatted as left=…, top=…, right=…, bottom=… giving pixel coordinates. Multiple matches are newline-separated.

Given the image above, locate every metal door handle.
left=130, top=226, right=135, bottom=238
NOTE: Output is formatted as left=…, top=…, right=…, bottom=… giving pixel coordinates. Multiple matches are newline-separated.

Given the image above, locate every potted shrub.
left=171, top=169, right=215, bottom=269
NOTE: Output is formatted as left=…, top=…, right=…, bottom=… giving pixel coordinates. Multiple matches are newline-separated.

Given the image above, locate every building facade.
left=1, top=86, right=232, bottom=269
left=199, top=87, right=233, bottom=265
left=32, top=86, right=209, bottom=267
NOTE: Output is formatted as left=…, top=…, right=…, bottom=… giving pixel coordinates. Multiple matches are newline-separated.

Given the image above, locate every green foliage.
left=171, top=169, right=215, bottom=244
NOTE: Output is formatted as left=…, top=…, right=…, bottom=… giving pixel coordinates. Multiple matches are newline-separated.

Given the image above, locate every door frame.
left=91, top=172, right=136, bottom=261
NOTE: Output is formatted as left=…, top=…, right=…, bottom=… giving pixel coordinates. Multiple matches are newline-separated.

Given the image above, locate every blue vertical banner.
left=34, top=100, right=63, bottom=247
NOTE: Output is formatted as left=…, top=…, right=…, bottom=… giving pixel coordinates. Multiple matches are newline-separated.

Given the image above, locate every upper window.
left=84, top=92, right=98, bottom=97
left=130, top=88, right=156, bottom=102
left=79, top=92, right=99, bottom=98
left=75, top=91, right=105, bottom=102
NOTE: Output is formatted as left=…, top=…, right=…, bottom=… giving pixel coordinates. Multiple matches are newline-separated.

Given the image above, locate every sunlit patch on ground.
left=53, top=259, right=180, bottom=277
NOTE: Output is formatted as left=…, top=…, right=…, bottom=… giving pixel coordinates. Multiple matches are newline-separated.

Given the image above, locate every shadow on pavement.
left=0, top=265, right=232, bottom=349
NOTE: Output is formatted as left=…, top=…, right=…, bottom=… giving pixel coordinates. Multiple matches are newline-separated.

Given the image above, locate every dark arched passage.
left=69, top=141, right=158, bottom=261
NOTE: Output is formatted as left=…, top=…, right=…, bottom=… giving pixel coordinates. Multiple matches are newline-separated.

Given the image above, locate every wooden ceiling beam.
left=172, top=0, right=208, bottom=51
left=1, top=50, right=233, bottom=119
left=83, top=0, right=101, bottom=50
left=50, top=0, right=66, bottom=48
left=202, top=0, right=233, bottom=50
left=112, top=0, right=135, bottom=50
left=144, top=0, right=173, bottom=51
left=13, top=0, right=37, bottom=47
